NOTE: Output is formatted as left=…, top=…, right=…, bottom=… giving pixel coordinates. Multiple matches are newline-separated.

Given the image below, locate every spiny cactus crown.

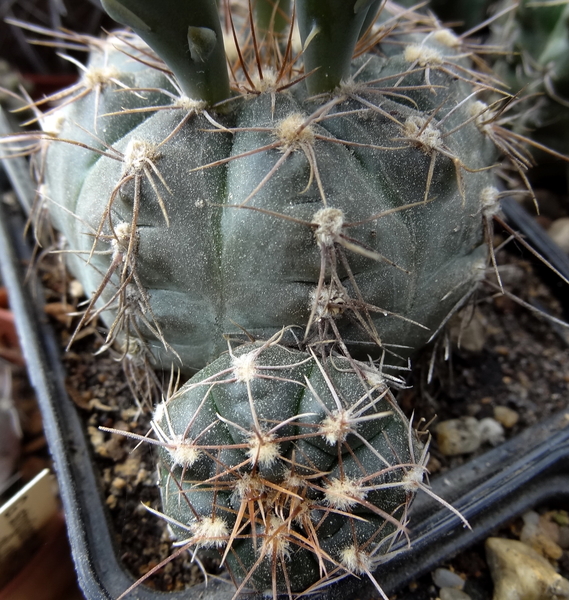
left=20, top=0, right=506, bottom=383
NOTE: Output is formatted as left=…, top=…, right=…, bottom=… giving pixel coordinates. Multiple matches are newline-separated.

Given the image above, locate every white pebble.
left=479, top=417, right=505, bottom=446
left=548, top=217, right=569, bottom=253
left=436, top=417, right=482, bottom=456
left=439, top=587, right=472, bottom=600
left=521, top=510, right=540, bottom=541
left=432, top=567, right=465, bottom=590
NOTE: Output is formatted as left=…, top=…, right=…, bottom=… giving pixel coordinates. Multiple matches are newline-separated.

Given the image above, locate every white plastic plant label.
left=0, top=468, right=58, bottom=579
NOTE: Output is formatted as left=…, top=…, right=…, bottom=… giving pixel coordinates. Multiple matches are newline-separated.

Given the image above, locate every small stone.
left=439, top=588, right=471, bottom=600
left=521, top=511, right=563, bottom=560
left=521, top=510, right=541, bottom=537
left=114, top=455, right=143, bottom=479
left=88, top=425, right=105, bottom=451
left=558, top=526, right=569, bottom=550
left=433, top=567, right=465, bottom=590
left=494, top=345, right=510, bottom=356
left=539, top=514, right=561, bottom=545
left=479, top=417, right=505, bottom=446
left=528, top=534, right=563, bottom=561
left=485, top=537, right=569, bottom=600
left=552, top=511, right=569, bottom=527
left=111, top=476, right=127, bottom=491
left=436, top=417, right=482, bottom=456
left=548, top=217, right=569, bottom=253
left=493, top=406, right=519, bottom=428
left=450, top=309, right=487, bottom=353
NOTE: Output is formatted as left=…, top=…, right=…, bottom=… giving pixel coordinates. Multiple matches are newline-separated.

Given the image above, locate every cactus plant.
left=19, top=0, right=502, bottom=377
left=491, top=0, right=569, bottom=162
left=135, top=337, right=430, bottom=596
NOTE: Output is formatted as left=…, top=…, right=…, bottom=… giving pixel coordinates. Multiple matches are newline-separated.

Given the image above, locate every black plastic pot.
left=1, top=146, right=569, bottom=598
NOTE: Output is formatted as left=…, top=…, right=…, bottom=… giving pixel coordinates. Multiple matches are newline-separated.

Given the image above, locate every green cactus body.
left=492, top=0, right=569, bottom=160
left=155, top=340, right=424, bottom=594
left=38, top=3, right=497, bottom=374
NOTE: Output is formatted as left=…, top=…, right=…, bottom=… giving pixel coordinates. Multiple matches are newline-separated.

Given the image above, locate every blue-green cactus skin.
left=155, top=342, right=423, bottom=593
left=42, top=19, right=496, bottom=372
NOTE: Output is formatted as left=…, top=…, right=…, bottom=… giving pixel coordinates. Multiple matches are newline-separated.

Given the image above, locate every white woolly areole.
left=401, top=465, right=425, bottom=493
left=123, top=139, right=158, bottom=175
left=246, top=431, right=281, bottom=467
left=469, top=100, right=491, bottom=130
left=433, top=28, right=460, bottom=48
left=42, top=112, right=65, bottom=135
left=319, top=410, right=353, bottom=445
left=481, top=186, right=501, bottom=217
left=363, top=366, right=385, bottom=389
left=404, top=116, right=442, bottom=152
left=84, top=65, right=121, bottom=89
left=262, top=515, right=291, bottom=558
left=234, top=473, right=265, bottom=500
left=169, top=436, right=202, bottom=467
left=309, top=283, right=347, bottom=320
left=121, top=336, right=144, bottom=358
left=340, top=546, right=373, bottom=574
left=111, top=222, right=136, bottom=258
left=174, top=96, right=207, bottom=112
left=232, top=351, right=258, bottom=382
left=192, top=516, right=229, bottom=548
left=324, top=477, right=367, bottom=510
left=404, top=44, right=443, bottom=66
left=337, top=77, right=369, bottom=97
left=312, top=207, right=345, bottom=247
left=275, top=113, right=315, bottom=148
left=153, top=401, right=167, bottom=423
left=251, top=68, right=279, bottom=93
left=283, top=469, right=303, bottom=490
left=37, top=183, right=49, bottom=203
left=472, top=257, right=488, bottom=283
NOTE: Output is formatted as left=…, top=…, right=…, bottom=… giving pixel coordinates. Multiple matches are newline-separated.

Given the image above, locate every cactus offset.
left=150, top=338, right=427, bottom=596
left=491, top=0, right=569, bottom=162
